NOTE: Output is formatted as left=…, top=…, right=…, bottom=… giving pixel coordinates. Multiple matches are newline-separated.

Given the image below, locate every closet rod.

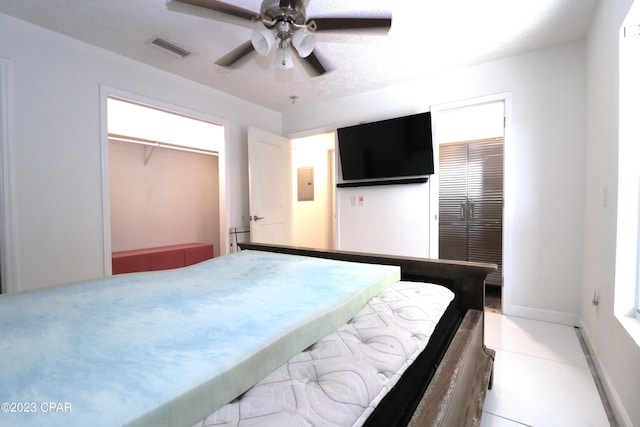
left=108, top=133, right=219, bottom=157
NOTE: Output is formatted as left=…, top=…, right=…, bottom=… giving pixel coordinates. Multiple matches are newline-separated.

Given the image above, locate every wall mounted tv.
left=337, top=112, right=434, bottom=186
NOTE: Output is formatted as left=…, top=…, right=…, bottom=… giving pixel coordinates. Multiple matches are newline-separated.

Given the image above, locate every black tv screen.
left=337, top=112, right=434, bottom=181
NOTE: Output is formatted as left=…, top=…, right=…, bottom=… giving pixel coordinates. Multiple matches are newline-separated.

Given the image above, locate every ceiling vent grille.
left=149, top=37, right=192, bottom=58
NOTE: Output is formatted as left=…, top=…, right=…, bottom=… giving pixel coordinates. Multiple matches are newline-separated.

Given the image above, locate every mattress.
left=195, top=281, right=455, bottom=427
left=0, top=250, right=400, bottom=427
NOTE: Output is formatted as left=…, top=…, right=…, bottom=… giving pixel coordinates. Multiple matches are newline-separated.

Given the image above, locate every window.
left=615, top=5, right=640, bottom=344
left=624, top=24, right=640, bottom=321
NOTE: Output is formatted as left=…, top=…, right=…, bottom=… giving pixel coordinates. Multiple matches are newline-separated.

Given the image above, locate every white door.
left=248, top=127, right=292, bottom=245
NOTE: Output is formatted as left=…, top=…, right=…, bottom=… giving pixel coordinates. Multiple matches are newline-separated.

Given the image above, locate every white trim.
left=429, top=92, right=512, bottom=303
left=0, top=57, right=19, bottom=293
left=617, top=314, right=640, bottom=350
left=508, top=304, right=579, bottom=326
left=579, top=321, right=634, bottom=427
left=427, top=110, right=440, bottom=259
left=637, top=218, right=640, bottom=321
left=99, top=86, right=112, bottom=275
left=99, top=85, right=231, bottom=276
left=637, top=197, right=640, bottom=322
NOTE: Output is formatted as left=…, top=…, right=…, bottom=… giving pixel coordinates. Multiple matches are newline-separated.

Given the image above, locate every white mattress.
left=195, top=281, right=455, bottom=427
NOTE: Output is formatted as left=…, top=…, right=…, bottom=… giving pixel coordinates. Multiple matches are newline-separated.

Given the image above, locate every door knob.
left=252, top=215, right=264, bottom=221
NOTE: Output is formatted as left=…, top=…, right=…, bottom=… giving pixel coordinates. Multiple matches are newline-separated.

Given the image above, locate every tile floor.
left=480, top=312, right=613, bottom=427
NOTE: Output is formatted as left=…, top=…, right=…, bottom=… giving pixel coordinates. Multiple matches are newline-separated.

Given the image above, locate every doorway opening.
left=101, top=92, right=227, bottom=275
left=246, top=128, right=336, bottom=250
left=433, top=100, right=505, bottom=312
left=291, top=132, right=336, bottom=250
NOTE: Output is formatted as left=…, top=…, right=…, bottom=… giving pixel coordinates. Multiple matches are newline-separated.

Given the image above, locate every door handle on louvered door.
left=251, top=215, right=264, bottom=221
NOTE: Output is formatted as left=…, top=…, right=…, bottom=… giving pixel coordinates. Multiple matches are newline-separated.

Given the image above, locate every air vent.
left=149, top=37, right=192, bottom=58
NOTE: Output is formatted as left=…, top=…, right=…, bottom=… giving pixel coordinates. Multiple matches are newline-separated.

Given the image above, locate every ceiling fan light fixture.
left=169, top=0, right=391, bottom=76
left=291, top=31, right=315, bottom=58
left=251, top=29, right=276, bottom=55
left=274, top=42, right=294, bottom=69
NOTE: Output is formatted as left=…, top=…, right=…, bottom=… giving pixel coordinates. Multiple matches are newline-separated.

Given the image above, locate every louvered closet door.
left=439, top=143, right=469, bottom=262
left=439, top=139, right=504, bottom=286
left=467, top=140, right=503, bottom=285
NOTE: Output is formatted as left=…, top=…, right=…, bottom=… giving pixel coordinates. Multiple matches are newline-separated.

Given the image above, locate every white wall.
left=337, top=182, right=431, bottom=257
left=283, top=41, right=587, bottom=325
left=0, top=12, right=281, bottom=292
left=109, top=140, right=220, bottom=255
left=434, top=101, right=505, bottom=143
left=582, top=1, right=640, bottom=426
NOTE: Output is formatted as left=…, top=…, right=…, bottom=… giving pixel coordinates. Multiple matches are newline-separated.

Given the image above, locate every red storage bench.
left=112, top=243, right=214, bottom=274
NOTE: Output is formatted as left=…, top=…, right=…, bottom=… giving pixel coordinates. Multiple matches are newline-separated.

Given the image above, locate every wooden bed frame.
left=240, top=242, right=497, bottom=427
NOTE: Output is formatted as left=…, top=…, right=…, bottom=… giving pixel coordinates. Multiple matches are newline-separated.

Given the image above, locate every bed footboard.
left=409, top=309, right=495, bottom=427
left=237, top=243, right=497, bottom=426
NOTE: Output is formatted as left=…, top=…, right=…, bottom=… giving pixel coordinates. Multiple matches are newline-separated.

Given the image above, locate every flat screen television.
left=337, top=112, right=434, bottom=182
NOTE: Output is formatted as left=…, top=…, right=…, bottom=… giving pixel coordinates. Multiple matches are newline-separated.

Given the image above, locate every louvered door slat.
left=467, top=139, right=503, bottom=285
left=439, top=143, right=469, bottom=261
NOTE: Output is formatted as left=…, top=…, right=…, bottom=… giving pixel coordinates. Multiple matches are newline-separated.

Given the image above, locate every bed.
left=234, top=243, right=497, bottom=427
left=0, top=243, right=496, bottom=427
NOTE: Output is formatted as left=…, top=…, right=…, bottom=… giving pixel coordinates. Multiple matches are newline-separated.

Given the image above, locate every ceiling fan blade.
left=171, top=0, right=259, bottom=22
left=215, top=40, right=256, bottom=67
left=306, top=17, right=392, bottom=32
left=300, top=51, right=330, bottom=77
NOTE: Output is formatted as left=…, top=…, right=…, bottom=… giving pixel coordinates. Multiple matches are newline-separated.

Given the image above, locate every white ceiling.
left=0, top=0, right=598, bottom=112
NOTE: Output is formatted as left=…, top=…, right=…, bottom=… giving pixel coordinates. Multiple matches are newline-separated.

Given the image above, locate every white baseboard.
left=504, top=304, right=579, bottom=326
left=578, top=321, right=633, bottom=427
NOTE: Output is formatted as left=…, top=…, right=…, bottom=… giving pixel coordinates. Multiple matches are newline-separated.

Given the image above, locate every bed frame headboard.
left=238, top=243, right=496, bottom=313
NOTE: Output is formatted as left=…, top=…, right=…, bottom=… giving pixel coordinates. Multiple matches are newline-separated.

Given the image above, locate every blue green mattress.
left=0, top=250, right=400, bottom=427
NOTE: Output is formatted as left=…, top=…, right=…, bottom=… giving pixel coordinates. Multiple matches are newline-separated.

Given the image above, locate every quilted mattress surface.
left=0, top=250, right=400, bottom=427
left=195, top=281, right=455, bottom=427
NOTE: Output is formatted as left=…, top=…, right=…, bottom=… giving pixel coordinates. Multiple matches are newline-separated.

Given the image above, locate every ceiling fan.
left=170, top=0, right=392, bottom=76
